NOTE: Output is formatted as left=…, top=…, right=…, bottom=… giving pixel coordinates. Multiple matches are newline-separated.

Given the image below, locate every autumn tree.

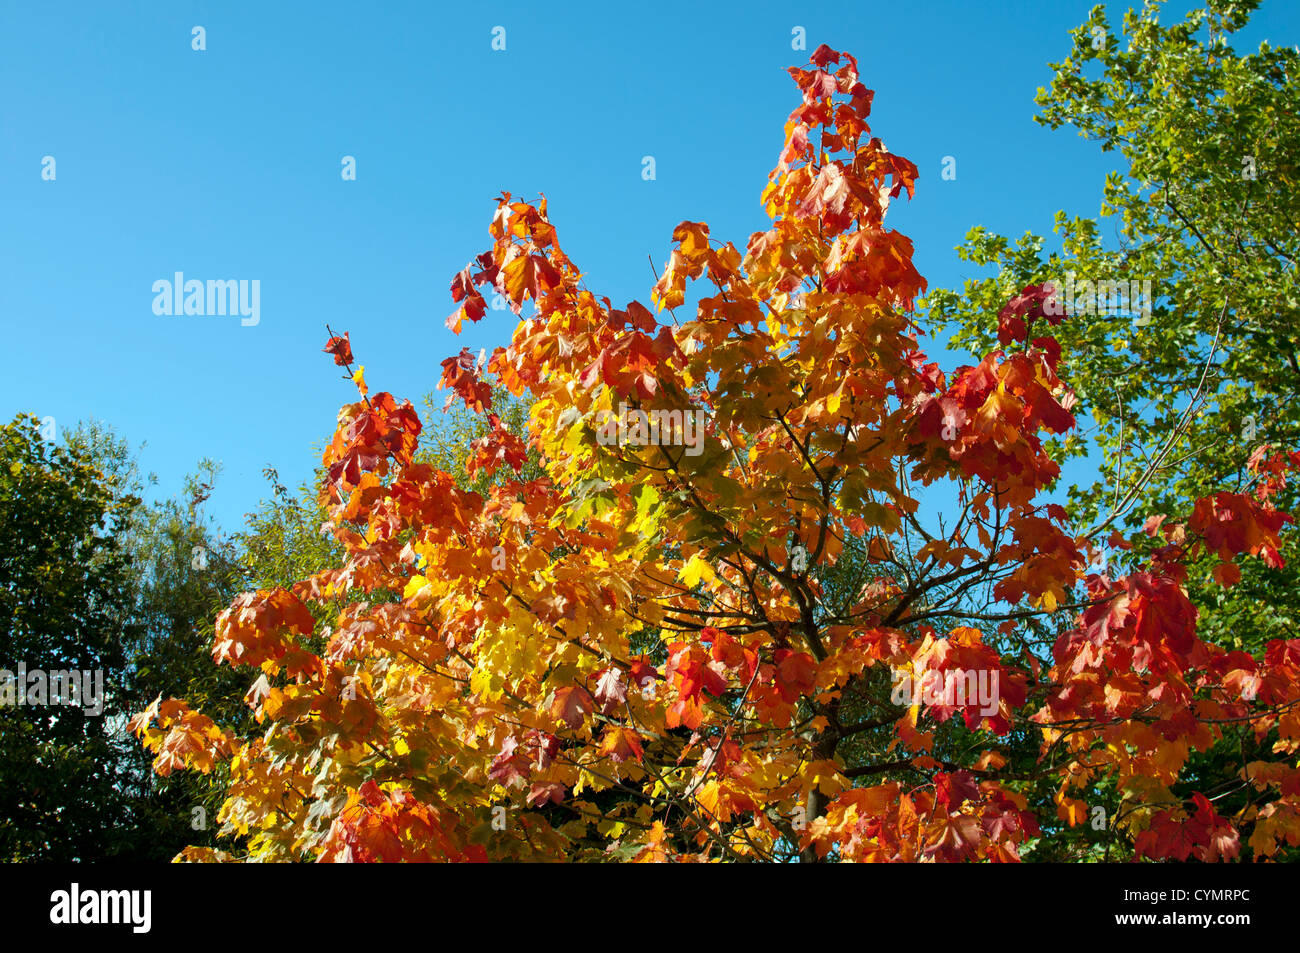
left=134, top=44, right=1300, bottom=863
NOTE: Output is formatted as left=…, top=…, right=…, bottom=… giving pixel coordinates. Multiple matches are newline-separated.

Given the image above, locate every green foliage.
left=0, top=414, right=140, bottom=859
left=66, top=419, right=253, bottom=858
left=234, top=465, right=341, bottom=592
left=418, top=384, right=546, bottom=491
left=922, top=1, right=1300, bottom=859
left=924, top=0, right=1300, bottom=649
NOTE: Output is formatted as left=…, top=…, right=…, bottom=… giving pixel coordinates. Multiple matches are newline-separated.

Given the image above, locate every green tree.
left=924, top=0, right=1300, bottom=858
left=235, top=465, right=341, bottom=593
left=929, top=0, right=1299, bottom=550
left=49, top=418, right=251, bottom=859
left=0, top=414, right=140, bottom=859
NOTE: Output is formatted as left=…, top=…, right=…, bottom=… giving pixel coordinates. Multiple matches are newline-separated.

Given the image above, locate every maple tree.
left=132, top=44, right=1300, bottom=862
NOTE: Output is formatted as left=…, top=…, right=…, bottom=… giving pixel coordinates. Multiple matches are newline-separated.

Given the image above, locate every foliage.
left=235, top=466, right=342, bottom=594
left=133, top=42, right=1300, bottom=863
left=922, top=0, right=1300, bottom=858
left=0, top=414, right=140, bottom=859
left=925, top=0, right=1300, bottom=654
left=24, top=418, right=252, bottom=859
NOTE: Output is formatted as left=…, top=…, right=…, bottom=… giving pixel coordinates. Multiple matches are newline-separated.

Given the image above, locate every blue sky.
left=3, top=0, right=1297, bottom=537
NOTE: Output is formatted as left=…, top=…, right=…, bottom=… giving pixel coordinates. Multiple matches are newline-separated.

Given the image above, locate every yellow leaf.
left=1249, top=824, right=1277, bottom=857
left=1057, top=796, right=1088, bottom=826
left=807, top=760, right=848, bottom=798
left=352, top=365, right=368, bottom=396
left=679, top=553, right=716, bottom=588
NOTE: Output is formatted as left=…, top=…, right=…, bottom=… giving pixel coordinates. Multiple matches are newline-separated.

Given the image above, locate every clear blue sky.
left=3, top=0, right=1297, bottom=536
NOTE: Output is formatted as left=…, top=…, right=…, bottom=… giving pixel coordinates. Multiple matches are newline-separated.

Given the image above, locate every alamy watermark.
left=890, top=664, right=1000, bottom=718
left=1044, top=274, right=1153, bottom=324
left=50, top=883, right=150, bottom=933
left=152, top=272, right=260, bottom=326
left=595, top=403, right=706, bottom=457
left=1, top=662, right=104, bottom=715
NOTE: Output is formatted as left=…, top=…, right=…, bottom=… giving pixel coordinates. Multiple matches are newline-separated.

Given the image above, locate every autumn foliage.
left=131, top=45, right=1300, bottom=862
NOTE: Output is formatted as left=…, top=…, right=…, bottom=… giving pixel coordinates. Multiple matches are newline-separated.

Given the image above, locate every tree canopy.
left=0, top=414, right=138, bottom=859
left=126, top=35, right=1300, bottom=863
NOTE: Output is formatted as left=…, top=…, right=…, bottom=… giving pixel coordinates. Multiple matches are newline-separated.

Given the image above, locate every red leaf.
left=323, top=332, right=353, bottom=366
left=597, top=726, right=644, bottom=764
left=774, top=650, right=816, bottom=703
left=549, top=686, right=593, bottom=730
